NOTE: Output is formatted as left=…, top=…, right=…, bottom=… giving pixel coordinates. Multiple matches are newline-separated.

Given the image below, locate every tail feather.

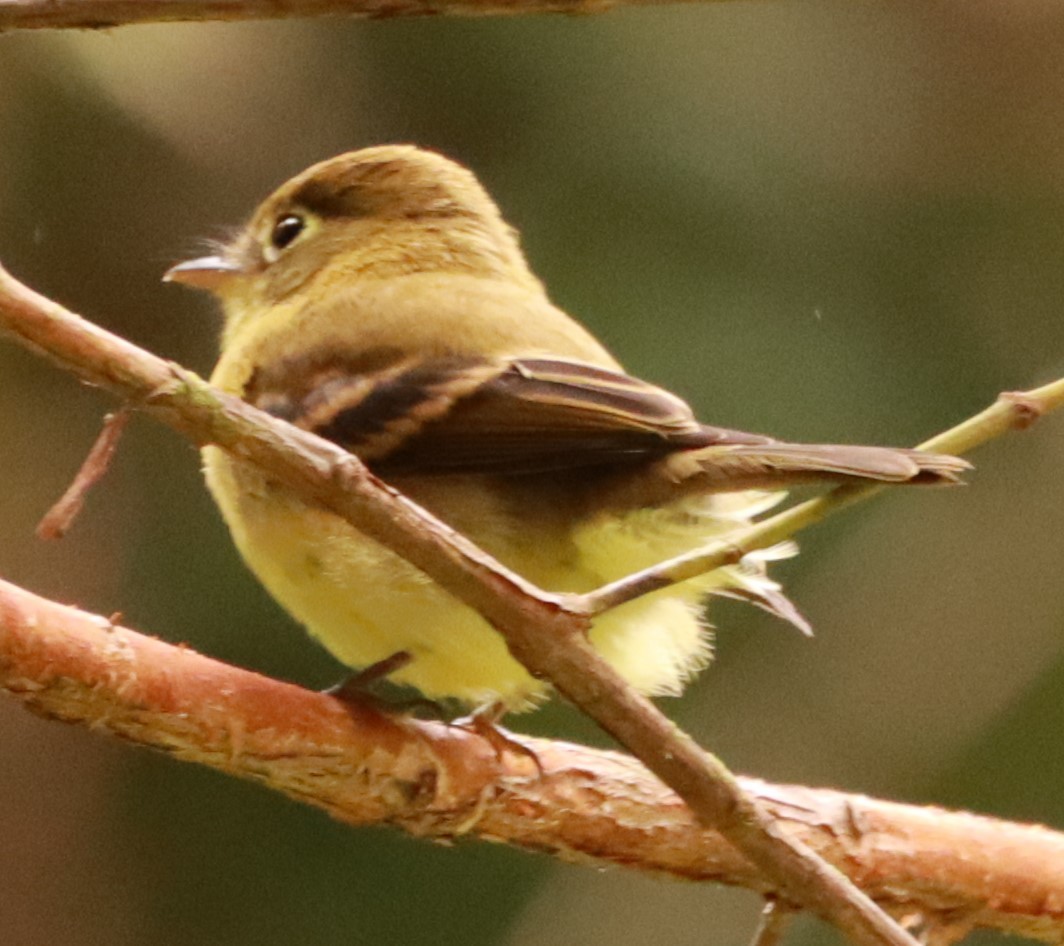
left=687, top=442, right=970, bottom=489
left=716, top=584, right=814, bottom=637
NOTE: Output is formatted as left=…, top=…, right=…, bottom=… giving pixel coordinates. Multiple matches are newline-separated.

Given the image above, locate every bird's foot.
left=450, top=702, right=543, bottom=776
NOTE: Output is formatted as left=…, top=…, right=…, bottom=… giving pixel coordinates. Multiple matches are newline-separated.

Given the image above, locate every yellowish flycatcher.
left=166, top=145, right=965, bottom=711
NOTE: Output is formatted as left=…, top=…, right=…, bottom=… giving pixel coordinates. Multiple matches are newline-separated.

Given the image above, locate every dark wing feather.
left=247, top=351, right=968, bottom=485
left=379, top=358, right=766, bottom=474
left=248, top=352, right=769, bottom=476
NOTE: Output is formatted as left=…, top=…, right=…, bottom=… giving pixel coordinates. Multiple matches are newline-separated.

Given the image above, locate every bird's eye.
left=270, top=214, right=305, bottom=251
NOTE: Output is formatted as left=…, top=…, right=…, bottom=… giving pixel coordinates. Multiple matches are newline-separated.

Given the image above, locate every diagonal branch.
left=0, top=263, right=1041, bottom=946
left=0, top=264, right=580, bottom=632
left=0, top=263, right=933, bottom=946
left=2, top=574, right=1063, bottom=943
left=36, top=408, right=131, bottom=540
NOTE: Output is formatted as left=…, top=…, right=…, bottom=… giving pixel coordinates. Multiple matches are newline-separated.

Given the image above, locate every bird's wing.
left=247, top=352, right=765, bottom=475
left=246, top=351, right=968, bottom=485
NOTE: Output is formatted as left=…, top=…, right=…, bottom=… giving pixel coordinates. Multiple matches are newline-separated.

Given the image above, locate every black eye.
left=271, top=214, right=305, bottom=250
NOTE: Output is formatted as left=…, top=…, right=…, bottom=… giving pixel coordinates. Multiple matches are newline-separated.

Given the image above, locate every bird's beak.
left=163, top=255, right=243, bottom=292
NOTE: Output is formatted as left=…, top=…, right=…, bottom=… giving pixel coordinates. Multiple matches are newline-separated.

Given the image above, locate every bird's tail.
left=674, top=441, right=970, bottom=492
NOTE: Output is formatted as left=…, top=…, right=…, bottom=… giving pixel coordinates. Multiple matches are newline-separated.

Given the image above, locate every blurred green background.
left=3, top=3, right=1064, bottom=943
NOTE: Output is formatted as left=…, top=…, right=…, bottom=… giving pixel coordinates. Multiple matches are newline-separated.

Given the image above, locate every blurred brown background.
left=3, top=3, right=1064, bottom=943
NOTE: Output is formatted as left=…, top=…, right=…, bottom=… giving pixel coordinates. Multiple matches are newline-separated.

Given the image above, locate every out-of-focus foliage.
left=2, top=5, right=1064, bottom=944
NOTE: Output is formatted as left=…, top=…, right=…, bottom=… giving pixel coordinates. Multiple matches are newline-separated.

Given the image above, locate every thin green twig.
left=581, top=380, right=1064, bottom=616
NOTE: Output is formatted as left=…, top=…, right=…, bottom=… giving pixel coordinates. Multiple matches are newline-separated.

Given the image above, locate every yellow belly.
left=203, top=446, right=777, bottom=710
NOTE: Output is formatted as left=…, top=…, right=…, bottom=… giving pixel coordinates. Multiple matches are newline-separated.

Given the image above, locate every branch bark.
left=2, top=575, right=1063, bottom=944
left=0, top=0, right=700, bottom=33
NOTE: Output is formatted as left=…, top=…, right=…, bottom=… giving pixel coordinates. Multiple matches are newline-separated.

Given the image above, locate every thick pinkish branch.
left=2, top=575, right=1063, bottom=943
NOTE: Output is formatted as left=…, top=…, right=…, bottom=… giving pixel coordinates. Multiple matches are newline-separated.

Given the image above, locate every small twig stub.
left=36, top=408, right=131, bottom=540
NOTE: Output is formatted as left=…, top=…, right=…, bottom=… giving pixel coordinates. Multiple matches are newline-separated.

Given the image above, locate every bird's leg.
left=324, top=651, right=440, bottom=717
left=451, top=702, right=543, bottom=775
left=324, top=649, right=414, bottom=698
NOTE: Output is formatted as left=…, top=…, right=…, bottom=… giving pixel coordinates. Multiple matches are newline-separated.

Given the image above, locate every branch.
left=2, top=575, right=1063, bottom=944
left=36, top=408, right=131, bottom=540
left=0, top=0, right=701, bottom=33
left=0, top=268, right=920, bottom=945
left=0, top=264, right=1051, bottom=945
left=580, top=381, right=1064, bottom=615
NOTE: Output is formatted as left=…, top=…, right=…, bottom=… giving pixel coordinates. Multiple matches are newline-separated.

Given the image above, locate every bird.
left=165, top=144, right=967, bottom=714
